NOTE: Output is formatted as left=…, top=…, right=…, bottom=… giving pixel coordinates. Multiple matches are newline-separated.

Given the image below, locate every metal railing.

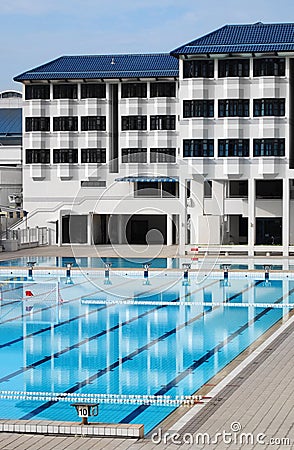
left=2, top=226, right=48, bottom=247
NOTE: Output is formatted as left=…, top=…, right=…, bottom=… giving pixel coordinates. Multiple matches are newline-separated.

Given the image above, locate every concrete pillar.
left=282, top=178, right=289, bottom=256
left=166, top=214, right=173, bottom=246
left=212, top=180, right=225, bottom=245
left=248, top=178, right=255, bottom=256
left=190, top=178, right=204, bottom=244
left=178, top=179, right=186, bottom=255
left=58, top=209, right=62, bottom=247
left=87, top=212, right=93, bottom=245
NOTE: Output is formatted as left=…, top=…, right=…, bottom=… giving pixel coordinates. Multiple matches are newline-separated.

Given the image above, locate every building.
left=13, top=22, right=294, bottom=255
left=0, top=90, right=23, bottom=214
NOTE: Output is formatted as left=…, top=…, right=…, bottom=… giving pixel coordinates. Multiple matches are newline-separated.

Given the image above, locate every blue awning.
left=115, top=176, right=178, bottom=183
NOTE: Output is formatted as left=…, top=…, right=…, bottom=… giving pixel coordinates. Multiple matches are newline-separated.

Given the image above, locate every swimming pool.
left=0, top=255, right=288, bottom=271
left=0, top=270, right=293, bottom=433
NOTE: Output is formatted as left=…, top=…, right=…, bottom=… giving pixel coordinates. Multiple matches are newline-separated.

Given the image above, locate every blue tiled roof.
left=0, top=109, right=22, bottom=135
left=14, top=54, right=178, bottom=81
left=171, top=23, right=294, bottom=55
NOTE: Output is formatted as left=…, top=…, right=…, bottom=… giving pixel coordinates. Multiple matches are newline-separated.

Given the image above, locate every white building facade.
left=14, top=23, right=294, bottom=255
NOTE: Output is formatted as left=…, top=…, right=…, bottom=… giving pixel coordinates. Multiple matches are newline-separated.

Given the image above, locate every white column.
left=190, top=178, right=204, bottom=244
left=248, top=178, right=255, bottom=256
left=87, top=212, right=93, bottom=245
left=166, top=214, right=173, bottom=246
left=58, top=209, right=63, bottom=246
left=283, top=178, right=289, bottom=256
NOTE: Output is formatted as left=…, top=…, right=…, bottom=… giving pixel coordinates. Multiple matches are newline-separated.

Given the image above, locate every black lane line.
left=0, top=275, right=194, bottom=347
left=0, top=279, right=218, bottom=380
left=19, top=281, right=257, bottom=420
left=119, top=282, right=290, bottom=424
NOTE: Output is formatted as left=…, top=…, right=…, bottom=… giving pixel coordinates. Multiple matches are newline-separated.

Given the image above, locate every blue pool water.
left=0, top=256, right=287, bottom=271
left=0, top=271, right=293, bottom=433
left=0, top=256, right=175, bottom=268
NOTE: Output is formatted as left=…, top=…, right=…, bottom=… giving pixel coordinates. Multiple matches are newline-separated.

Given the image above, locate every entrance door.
left=130, top=220, right=148, bottom=244
left=256, top=218, right=282, bottom=245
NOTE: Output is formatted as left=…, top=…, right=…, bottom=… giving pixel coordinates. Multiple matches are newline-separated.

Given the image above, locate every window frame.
left=81, top=148, right=106, bottom=163
left=218, top=99, right=249, bottom=117
left=183, top=60, right=215, bottom=78
left=81, top=116, right=106, bottom=131
left=183, top=100, right=214, bottom=118
left=121, top=83, right=147, bottom=98
left=25, top=117, right=50, bottom=132
left=150, top=115, right=176, bottom=130
left=121, top=148, right=147, bottom=163
left=218, top=139, right=250, bottom=157
left=183, top=139, right=214, bottom=157
left=26, top=149, right=50, bottom=164
left=53, top=116, right=78, bottom=132
left=53, top=149, right=78, bottom=164
left=218, top=59, right=250, bottom=78
left=121, top=116, right=147, bottom=131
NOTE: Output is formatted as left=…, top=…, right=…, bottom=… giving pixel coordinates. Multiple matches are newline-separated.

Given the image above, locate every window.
left=53, top=149, right=78, bottom=163
left=253, top=139, right=285, bottom=156
left=150, top=115, right=176, bottom=130
left=81, top=84, right=106, bottom=98
left=121, top=116, right=147, bottom=131
left=150, top=82, right=176, bottom=97
left=0, top=136, right=22, bottom=146
left=204, top=180, right=212, bottom=198
left=218, top=59, right=249, bottom=77
left=134, top=181, right=179, bottom=198
left=1, top=91, right=22, bottom=98
left=183, top=139, right=214, bottom=157
left=228, top=181, right=248, bottom=198
left=81, top=180, right=106, bottom=187
left=81, top=148, right=106, bottom=163
left=25, top=85, right=50, bottom=100
left=256, top=180, right=282, bottom=199
left=26, top=149, right=50, bottom=164
left=150, top=148, right=176, bottom=163
left=25, top=117, right=50, bottom=132
left=121, top=83, right=147, bottom=98
left=183, top=60, right=214, bottom=78
left=183, top=100, right=214, bottom=118
left=253, top=99, right=285, bottom=116
left=218, top=139, right=249, bottom=157
left=53, top=84, right=77, bottom=99
left=53, top=117, right=78, bottom=131
left=218, top=100, right=249, bottom=117
left=121, top=148, right=147, bottom=163
left=253, top=58, right=285, bottom=76
left=135, top=182, right=160, bottom=197
left=81, top=116, right=106, bottom=131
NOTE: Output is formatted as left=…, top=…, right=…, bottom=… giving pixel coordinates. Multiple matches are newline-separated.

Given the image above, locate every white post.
left=87, top=212, right=93, bottom=245
left=166, top=214, right=173, bottom=246
left=283, top=178, right=289, bottom=256
left=248, top=178, right=255, bottom=256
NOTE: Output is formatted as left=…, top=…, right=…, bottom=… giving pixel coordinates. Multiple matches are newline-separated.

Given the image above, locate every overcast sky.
left=2, top=0, right=294, bottom=91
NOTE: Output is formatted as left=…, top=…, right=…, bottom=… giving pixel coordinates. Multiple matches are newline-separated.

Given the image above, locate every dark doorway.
left=126, top=215, right=167, bottom=245
left=62, top=216, right=70, bottom=244
left=256, top=218, right=282, bottom=245
left=130, top=220, right=149, bottom=244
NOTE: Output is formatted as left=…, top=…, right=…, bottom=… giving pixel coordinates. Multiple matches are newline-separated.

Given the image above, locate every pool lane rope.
left=0, top=390, right=210, bottom=407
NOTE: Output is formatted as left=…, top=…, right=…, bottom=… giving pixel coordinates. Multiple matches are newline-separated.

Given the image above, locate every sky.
left=2, top=0, right=294, bottom=91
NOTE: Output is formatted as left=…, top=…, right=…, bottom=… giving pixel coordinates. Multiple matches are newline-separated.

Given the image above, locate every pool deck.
left=1, top=313, right=294, bottom=449
left=0, top=245, right=180, bottom=261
